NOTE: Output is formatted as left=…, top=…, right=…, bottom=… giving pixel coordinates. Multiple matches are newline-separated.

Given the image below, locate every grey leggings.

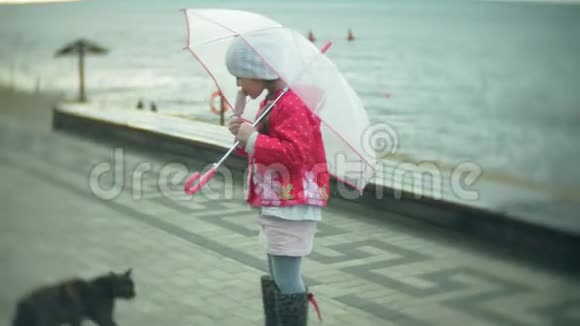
left=267, top=254, right=306, bottom=294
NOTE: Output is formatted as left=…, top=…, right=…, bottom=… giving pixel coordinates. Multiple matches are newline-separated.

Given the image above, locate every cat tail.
left=12, top=301, right=36, bottom=326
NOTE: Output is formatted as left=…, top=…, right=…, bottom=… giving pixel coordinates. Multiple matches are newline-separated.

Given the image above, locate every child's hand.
left=228, top=116, right=243, bottom=136
left=236, top=122, right=257, bottom=146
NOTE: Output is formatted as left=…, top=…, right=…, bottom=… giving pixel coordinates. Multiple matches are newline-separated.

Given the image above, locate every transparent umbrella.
left=182, top=9, right=376, bottom=196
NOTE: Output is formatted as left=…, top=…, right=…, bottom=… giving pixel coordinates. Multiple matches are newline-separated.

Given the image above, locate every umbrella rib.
left=184, top=47, right=234, bottom=111
left=188, top=34, right=237, bottom=49
left=304, top=92, right=377, bottom=191
left=320, top=119, right=377, bottom=174
left=188, top=11, right=238, bottom=34
left=186, top=9, right=282, bottom=41
left=307, top=93, right=377, bottom=190
left=182, top=9, right=191, bottom=49
left=182, top=10, right=234, bottom=109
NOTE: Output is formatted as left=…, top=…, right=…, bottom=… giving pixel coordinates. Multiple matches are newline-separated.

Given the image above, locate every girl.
left=225, top=32, right=329, bottom=326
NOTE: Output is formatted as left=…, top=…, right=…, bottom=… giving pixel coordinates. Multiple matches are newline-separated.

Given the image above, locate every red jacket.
left=236, top=89, right=330, bottom=207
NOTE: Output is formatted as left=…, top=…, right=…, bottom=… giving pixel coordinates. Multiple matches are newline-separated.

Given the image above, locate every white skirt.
left=258, top=215, right=318, bottom=257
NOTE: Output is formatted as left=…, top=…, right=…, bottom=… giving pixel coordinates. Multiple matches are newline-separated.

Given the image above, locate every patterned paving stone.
left=1, top=120, right=579, bottom=325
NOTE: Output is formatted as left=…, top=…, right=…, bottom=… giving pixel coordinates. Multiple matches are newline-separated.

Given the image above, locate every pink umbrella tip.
left=321, top=41, right=332, bottom=54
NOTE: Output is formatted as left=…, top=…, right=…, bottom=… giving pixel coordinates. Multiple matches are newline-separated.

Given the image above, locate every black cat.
left=12, top=268, right=136, bottom=326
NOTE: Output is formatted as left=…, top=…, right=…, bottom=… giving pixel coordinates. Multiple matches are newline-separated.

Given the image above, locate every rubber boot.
left=275, top=291, right=309, bottom=326
left=261, top=275, right=279, bottom=326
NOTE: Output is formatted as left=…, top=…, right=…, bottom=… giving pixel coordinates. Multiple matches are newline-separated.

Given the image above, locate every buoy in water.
left=308, top=30, right=316, bottom=42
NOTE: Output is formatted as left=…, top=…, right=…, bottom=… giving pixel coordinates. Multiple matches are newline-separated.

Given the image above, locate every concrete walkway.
left=1, top=93, right=579, bottom=325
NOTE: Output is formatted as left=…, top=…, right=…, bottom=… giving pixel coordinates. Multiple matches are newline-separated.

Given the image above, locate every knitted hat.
left=225, top=31, right=281, bottom=81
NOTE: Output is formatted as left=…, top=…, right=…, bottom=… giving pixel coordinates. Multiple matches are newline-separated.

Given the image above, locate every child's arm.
left=243, top=131, right=259, bottom=155
left=252, top=104, right=312, bottom=168
left=230, top=116, right=253, bottom=157
left=234, top=145, right=248, bottom=157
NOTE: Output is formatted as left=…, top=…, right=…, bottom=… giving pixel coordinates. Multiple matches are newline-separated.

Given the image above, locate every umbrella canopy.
left=183, top=9, right=376, bottom=193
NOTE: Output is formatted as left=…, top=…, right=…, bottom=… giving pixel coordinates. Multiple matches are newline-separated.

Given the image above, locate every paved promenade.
left=1, top=106, right=579, bottom=325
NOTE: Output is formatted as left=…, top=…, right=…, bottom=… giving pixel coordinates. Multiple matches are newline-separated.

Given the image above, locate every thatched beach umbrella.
left=55, top=39, right=108, bottom=102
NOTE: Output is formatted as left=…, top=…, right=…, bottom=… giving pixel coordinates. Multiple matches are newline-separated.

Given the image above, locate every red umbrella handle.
left=184, top=166, right=217, bottom=195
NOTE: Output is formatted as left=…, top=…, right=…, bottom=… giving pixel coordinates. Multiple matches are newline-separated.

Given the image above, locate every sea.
left=1, top=0, right=579, bottom=224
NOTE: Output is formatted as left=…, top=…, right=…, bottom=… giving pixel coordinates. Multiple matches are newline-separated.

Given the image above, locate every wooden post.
left=79, top=43, right=86, bottom=102
left=219, top=92, right=225, bottom=126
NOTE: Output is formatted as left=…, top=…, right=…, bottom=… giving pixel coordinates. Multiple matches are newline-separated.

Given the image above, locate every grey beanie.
left=225, top=31, right=281, bottom=81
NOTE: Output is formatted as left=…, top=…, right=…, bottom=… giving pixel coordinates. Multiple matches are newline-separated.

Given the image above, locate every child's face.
left=237, top=77, right=265, bottom=99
